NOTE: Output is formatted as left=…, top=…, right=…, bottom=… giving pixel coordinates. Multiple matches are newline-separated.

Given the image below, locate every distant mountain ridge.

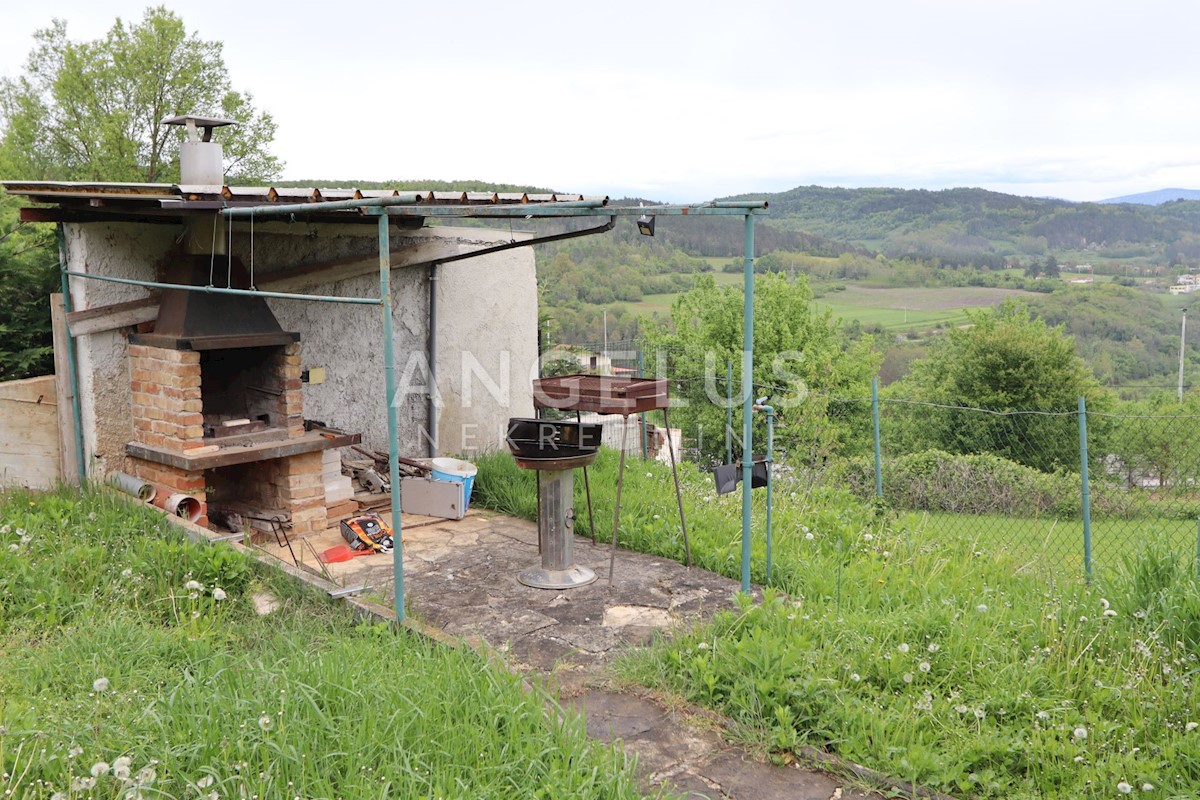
left=718, top=184, right=1200, bottom=269
left=1099, top=188, right=1200, bottom=205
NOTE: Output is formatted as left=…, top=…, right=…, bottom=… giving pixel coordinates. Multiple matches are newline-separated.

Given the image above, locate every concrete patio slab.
left=247, top=506, right=881, bottom=800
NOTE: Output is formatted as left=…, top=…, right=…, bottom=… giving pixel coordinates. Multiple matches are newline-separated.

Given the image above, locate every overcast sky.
left=2, top=1, right=1197, bottom=203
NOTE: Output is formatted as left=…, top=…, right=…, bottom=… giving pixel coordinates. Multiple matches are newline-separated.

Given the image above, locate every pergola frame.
left=61, top=197, right=767, bottom=619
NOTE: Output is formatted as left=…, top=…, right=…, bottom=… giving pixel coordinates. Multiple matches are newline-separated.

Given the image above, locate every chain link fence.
left=536, top=340, right=1200, bottom=577
left=819, top=394, right=1200, bottom=577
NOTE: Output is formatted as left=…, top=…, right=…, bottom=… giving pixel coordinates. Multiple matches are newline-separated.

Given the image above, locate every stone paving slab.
left=261, top=508, right=883, bottom=799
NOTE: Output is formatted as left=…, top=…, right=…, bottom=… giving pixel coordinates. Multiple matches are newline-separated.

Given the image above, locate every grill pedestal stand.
left=517, top=460, right=597, bottom=590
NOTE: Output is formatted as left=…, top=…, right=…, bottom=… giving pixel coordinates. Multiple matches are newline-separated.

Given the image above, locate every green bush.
left=835, top=449, right=1080, bottom=518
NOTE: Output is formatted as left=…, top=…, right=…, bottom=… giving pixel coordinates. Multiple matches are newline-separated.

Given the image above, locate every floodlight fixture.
left=637, top=213, right=656, bottom=237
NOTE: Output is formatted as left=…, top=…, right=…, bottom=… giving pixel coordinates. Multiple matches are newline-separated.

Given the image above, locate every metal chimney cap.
left=162, top=115, right=238, bottom=142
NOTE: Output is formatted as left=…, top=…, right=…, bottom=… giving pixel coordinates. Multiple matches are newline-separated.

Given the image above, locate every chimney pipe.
left=163, top=115, right=238, bottom=256
left=164, top=114, right=236, bottom=185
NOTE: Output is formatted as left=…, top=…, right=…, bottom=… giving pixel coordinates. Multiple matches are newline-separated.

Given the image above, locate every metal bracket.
left=328, top=585, right=371, bottom=599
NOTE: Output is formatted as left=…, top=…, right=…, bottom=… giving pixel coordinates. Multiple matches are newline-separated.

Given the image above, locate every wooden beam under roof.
left=66, top=296, right=160, bottom=336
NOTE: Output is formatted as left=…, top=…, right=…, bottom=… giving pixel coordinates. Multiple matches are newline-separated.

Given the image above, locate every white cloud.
left=2, top=0, right=1199, bottom=202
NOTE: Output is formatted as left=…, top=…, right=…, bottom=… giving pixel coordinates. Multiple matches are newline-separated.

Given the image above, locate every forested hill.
left=725, top=185, right=1200, bottom=268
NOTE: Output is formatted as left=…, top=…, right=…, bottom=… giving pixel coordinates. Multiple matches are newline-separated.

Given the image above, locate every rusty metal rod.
left=577, top=410, right=597, bottom=544
left=663, top=406, right=692, bottom=568
left=608, top=418, right=629, bottom=587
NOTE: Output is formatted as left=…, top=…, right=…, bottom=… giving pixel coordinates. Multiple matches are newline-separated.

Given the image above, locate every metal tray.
left=532, top=374, right=668, bottom=415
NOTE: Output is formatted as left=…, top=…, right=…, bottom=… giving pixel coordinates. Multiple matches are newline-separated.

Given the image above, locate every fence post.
left=1196, top=517, right=1200, bottom=579
left=872, top=377, right=883, bottom=498
left=639, top=349, right=648, bottom=460
left=1079, top=396, right=1092, bottom=581
left=726, top=359, right=733, bottom=465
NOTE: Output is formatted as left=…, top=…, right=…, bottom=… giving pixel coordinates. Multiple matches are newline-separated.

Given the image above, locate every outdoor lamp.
left=637, top=213, right=656, bottom=236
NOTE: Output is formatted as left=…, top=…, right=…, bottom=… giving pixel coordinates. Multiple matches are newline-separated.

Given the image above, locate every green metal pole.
left=726, top=360, right=733, bottom=465
left=1079, top=395, right=1092, bottom=581
left=379, top=215, right=405, bottom=621
left=740, top=214, right=755, bottom=594
left=872, top=376, right=883, bottom=498
left=63, top=271, right=380, bottom=305
left=57, top=225, right=86, bottom=483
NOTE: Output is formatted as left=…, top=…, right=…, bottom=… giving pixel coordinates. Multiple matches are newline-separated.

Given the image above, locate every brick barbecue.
left=123, top=256, right=358, bottom=536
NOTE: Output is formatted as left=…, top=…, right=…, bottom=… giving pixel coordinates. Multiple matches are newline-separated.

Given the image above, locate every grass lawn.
left=0, top=488, right=652, bottom=800
left=476, top=451, right=1200, bottom=799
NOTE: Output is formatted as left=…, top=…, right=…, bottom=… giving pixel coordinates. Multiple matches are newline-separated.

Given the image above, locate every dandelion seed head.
left=185, top=579, right=203, bottom=591
left=1187, top=721, right=1198, bottom=732
left=7, top=544, right=17, bottom=552
left=897, top=643, right=909, bottom=653
left=850, top=673, right=861, bottom=682
left=805, top=532, right=814, bottom=541
left=92, top=677, right=109, bottom=693
left=1100, top=598, right=1111, bottom=610
left=197, top=776, right=214, bottom=788
left=976, top=604, right=988, bottom=613
left=68, top=746, right=82, bottom=758
left=697, top=641, right=709, bottom=649
left=1073, top=726, right=1088, bottom=740
left=919, top=661, right=931, bottom=673
left=863, top=533, right=874, bottom=542
left=974, top=708, right=985, bottom=719
left=212, top=588, right=226, bottom=601
left=1104, top=609, right=1118, bottom=618
left=1142, top=783, right=1154, bottom=791
left=927, top=643, right=940, bottom=653
left=1036, top=711, right=1050, bottom=720
left=902, top=672, right=914, bottom=684
left=258, top=714, right=272, bottom=731
left=90, top=762, right=109, bottom=777
left=1117, top=781, right=1133, bottom=794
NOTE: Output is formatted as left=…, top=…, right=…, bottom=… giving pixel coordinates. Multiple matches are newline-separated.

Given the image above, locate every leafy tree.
left=0, top=7, right=281, bottom=182
left=0, top=190, right=56, bottom=379
left=1043, top=254, right=1061, bottom=280
left=645, top=273, right=879, bottom=467
left=1107, top=392, right=1200, bottom=492
left=887, top=300, right=1107, bottom=472
left=0, top=8, right=282, bottom=379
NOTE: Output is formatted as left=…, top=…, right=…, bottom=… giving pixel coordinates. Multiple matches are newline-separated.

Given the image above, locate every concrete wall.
left=0, top=375, right=59, bottom=488
left=62, top=219, right=537, bottom=478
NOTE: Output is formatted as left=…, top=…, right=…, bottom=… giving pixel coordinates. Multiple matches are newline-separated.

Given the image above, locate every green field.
left=626, top=279, right=1034, bottom=329
left=814, top=285, right=1036, bottom=330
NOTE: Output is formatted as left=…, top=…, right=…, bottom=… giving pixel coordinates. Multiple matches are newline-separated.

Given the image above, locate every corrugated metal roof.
left=1, top=180, right=606, bottom=209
